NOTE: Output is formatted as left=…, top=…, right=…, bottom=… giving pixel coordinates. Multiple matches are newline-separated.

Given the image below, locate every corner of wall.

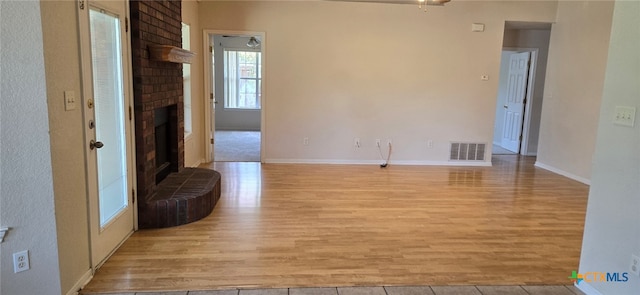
left=182, top=0, right=207, bottom=167
left=536, top=0, right=615, bottom=182
left=578, top=1, right=640, bottom=294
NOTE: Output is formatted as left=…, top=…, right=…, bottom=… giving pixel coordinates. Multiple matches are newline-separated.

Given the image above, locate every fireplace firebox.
left=154, top=106, right=178, bottom=184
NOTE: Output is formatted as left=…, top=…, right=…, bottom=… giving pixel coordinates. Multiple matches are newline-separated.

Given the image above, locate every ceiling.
left=325, top=0, right=450, bottom=6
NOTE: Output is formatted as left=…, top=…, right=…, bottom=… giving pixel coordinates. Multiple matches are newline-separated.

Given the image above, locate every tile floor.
left=85, top=285, right=585, bottom=295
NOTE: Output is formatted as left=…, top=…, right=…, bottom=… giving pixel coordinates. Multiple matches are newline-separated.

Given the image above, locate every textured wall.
left=0, top=1, right=63, bottom=294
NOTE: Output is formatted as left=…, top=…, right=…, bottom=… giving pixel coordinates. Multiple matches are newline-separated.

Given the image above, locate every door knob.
left=90, top=140, right=104, bottom=150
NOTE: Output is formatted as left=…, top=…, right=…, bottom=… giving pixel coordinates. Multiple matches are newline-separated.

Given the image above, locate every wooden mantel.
left=148, top=45, right=196, bottom=64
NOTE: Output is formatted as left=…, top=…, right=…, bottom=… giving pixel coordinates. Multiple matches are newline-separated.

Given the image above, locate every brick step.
left=139, top=168, right=221, bottom=229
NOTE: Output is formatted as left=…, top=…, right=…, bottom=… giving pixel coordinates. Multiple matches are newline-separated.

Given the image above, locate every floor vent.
left=450, top=143, right=486, bottom=161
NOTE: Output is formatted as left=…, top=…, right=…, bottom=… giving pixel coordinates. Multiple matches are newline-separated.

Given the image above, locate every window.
left=224, top=50, right=261, bottom=109
left=182, top=23, right=192, bottom=137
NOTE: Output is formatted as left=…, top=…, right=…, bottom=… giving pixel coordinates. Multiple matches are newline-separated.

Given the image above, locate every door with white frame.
left=500, top=51, right=531, bottom=153
left=205, top=32, right=265, bottom=163
left=209, top=37, right=216, bottom=160
left=78, top=0, right=136, bottom=269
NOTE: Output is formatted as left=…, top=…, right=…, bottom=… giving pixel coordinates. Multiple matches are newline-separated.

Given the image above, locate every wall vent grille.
left=450, top=143, right=486, bottom=161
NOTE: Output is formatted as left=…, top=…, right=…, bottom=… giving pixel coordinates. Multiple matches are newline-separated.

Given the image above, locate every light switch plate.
left=64, top=90, right=76, bottom=111
left=472, top=23, right=485, bottom=32
left=613, top=106, right=636, bottom=127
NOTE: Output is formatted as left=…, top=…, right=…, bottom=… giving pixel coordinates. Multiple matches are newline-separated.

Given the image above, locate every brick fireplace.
left=130, top=0, right=220, bottom=229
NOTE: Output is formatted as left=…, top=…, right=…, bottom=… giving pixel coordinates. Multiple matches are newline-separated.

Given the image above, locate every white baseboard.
left=189, top=158, right=204, bottom=167
left=534, top=161, right=591, bottom=185
left=65, top=269, right=93, bottom=295
left=264, top=159, right=380, bottom=165
left=263, top=159, right=491, bottom=167
left=393, top=160, right=492, bottom=167
left=575, top=282, right=603, bottom=295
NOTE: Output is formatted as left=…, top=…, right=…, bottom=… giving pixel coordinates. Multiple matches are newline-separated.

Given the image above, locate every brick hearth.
left=138, top=168, right=221, bottom=228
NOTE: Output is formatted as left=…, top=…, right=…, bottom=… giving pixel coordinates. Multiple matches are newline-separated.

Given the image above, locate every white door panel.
left=501, top=52, right=530, bottom=153
left=79, top=0, right=135, bottom=268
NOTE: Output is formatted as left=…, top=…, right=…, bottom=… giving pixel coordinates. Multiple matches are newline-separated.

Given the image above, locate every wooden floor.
left=82, top=156, right=589, bottom=293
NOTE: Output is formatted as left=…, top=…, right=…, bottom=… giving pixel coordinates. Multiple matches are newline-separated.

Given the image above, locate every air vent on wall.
left=450, top=143, right=486, bottom=161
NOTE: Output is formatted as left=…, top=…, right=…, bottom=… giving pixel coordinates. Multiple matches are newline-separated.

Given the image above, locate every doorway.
left=78, top=0, right=136, bottom=269
left=493, top=22, right=552, bottom=156
left=204, top=31, right=265, bottom=162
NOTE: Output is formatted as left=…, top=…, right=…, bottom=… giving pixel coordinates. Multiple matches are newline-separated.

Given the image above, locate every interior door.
left=210, top=38, right=217, bottom=161
left=79, top=0, right=135, bottom=268
left=501, top=52, right=530, bottom=153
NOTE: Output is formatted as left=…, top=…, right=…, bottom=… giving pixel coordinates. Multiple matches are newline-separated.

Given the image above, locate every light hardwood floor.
left=81, top=156, right=589, bottom=293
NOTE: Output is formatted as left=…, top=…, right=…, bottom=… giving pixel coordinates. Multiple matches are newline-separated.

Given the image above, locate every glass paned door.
left=90, top=8, right=129, bottom=227
left=80, top=0, right=134, bottom=270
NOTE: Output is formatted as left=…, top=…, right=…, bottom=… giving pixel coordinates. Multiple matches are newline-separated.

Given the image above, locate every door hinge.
left=129, top=106, right=132, bottom=121
left=125, top=17, right=129, bottom=33
left=210, top=138, right=214, bottom=144
left=210, top=93, right=214, bottom=100
left=78, top=0, right=85, bottom=10
left=209, top=46, right=213, bottom=53
left=131, top=188, right=136, bottom=204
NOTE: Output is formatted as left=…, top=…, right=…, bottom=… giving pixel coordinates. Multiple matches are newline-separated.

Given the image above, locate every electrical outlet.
left=376, top=139, right=381, bottom=147
left=631, top=254, right=640, bottom=276
left=427, top=140, right=434, bottom=148
left=13, top=250, right=30, bottom=273
left=354, top=138, right=361, bottom=148
left=303, top=137, right=309, bottom=146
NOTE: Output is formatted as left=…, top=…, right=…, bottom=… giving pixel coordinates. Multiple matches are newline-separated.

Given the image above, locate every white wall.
left=578, top=1, right=640, bottom=294
left=183, top=0, right=207, bottom=167
left=0, top=1, right=63, bottom=294
left=502, top=28, right=551, bottom=156
left=536, top=0, right=614, bottom=182
left=213, top=35, right=262, bottom=131
left=199, top=0, right=558, bottom=164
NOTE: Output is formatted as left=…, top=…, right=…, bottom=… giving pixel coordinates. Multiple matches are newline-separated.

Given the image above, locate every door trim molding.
left=203, top=29, right=266, bottom=163
left=76, top=0, right=138, bottom=270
